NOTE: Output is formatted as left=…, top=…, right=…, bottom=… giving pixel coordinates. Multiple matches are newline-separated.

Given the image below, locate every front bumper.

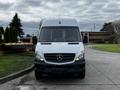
left=34, top=59, right=85, bottom=74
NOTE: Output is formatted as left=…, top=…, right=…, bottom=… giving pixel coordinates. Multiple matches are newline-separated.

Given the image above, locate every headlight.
left=75, top=53, right=84, bottom=61
left=36, top=54, right=44, bottom=61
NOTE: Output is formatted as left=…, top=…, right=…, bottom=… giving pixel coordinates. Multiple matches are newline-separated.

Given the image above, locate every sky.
left=0, top=0, right=120, bottom=35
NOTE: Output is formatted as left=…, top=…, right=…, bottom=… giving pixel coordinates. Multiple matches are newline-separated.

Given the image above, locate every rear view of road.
left=0, top=46, right=120, bottom=90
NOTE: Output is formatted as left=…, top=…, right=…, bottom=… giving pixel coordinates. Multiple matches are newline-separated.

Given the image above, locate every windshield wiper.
left=68, top=42, right=79, bottom=44
left=40, top=42, right=51, bottom=45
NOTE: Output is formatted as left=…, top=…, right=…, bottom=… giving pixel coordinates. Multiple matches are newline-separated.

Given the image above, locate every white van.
left=34, top=18, right=85, bottom=79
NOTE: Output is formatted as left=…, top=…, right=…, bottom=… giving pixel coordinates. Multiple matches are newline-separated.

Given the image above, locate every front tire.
left=76, top=69, right=85, bottom=79
left=35, top=69, right=43, bottom=80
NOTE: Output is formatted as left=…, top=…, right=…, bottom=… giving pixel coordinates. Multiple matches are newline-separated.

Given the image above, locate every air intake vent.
left=44, top=53, right=75, bottom=63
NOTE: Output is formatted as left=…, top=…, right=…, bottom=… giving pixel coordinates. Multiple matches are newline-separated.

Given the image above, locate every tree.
left=0, top=29, right=2, bottom=44
left=4, top=27, right=18, bottom=43
left=11, top=27, right=18, bottom=43
left=26, top=34, right=31, bottom=37
left=0, top=26, right=4, bottom=44
left=9, top=13, right=24, bottom=37
left=100, top=22, right=114, bottom=32
left=4, top=27, right=10, bottom=43
left=0, top=26, right=4, bottom=34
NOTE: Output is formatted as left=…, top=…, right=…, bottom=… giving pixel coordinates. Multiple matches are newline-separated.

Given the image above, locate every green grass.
left=92, top=44, right=120, bottom=53
left=0, top=52, right=34, bottom=78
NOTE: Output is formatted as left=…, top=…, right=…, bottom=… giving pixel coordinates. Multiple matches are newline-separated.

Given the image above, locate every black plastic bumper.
left=34, top=59, right=85, bottom=74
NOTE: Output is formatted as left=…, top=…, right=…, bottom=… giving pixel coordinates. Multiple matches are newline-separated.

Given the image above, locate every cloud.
left=0, top=3, right=13, bottom=10
left=102, top=3, right=120, bottom=13
left=0, top=0, right=15, bottom=4
left=1, top=0, right=120, bottom=34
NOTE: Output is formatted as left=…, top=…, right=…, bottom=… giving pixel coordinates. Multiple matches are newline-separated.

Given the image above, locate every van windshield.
left=39, top=27, right=81, bottom=42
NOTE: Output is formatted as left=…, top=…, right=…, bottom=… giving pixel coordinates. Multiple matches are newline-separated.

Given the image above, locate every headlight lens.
left=36, top=54, right=44, bottom=61
left=75, top=53, right=84, bottom=61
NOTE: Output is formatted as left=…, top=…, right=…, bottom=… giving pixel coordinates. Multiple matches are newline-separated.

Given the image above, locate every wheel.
left=35, top=69, right=43, bottom=80
left=76, top=69, right=85, bottom=79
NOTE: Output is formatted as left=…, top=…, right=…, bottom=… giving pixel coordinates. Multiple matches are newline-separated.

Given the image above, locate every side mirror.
left=83, top=35, right=88, bottom=44
left=32, top=36, right=37, bottom=45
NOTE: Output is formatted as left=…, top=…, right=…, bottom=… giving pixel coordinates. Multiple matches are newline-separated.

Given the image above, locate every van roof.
left=41, top=18, right=79, bottom=27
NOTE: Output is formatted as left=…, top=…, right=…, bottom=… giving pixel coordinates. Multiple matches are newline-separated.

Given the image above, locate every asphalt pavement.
left=0, top=46, right=120, bottom=90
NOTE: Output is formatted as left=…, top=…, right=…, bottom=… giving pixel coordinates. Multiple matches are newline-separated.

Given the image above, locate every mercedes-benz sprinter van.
left=34, top=18, right=85, bottom=79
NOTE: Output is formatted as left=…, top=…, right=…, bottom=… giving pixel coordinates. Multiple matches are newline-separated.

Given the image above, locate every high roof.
left=41, top=18, right=79, bottom=27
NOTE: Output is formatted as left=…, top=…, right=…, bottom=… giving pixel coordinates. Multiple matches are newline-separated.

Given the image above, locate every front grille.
left=44, top=53, right=75, bottom=63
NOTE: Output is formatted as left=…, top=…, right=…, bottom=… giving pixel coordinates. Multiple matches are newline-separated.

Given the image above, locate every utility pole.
left=93, top=23, right=96, bottom=32
left=91, top=27, right=92, bottom=32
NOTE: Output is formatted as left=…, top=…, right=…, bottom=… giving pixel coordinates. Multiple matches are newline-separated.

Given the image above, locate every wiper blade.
left=40, top=42, right=51, bottom=45
left=68, top=42, right=79, bottom=44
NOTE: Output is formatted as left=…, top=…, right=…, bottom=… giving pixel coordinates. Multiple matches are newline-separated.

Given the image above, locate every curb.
left=0, top=65, right=34, bottom=84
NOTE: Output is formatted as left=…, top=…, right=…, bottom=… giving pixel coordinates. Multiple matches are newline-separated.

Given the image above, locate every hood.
left=35, top=42, right=84, bottom=54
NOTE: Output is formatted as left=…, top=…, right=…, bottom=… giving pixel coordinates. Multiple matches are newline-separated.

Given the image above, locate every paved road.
left=0, top=46, right=120, bottom=90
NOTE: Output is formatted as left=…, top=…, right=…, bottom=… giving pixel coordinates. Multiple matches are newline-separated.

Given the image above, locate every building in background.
left=81, top=31, right=112, bottom=43
left=82, top=20, right=120, bottom=44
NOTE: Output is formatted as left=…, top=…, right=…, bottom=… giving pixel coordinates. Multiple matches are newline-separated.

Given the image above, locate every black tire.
left=76, top=69, right=85, bottom=79
left=35, top=69, right=43, bottom=80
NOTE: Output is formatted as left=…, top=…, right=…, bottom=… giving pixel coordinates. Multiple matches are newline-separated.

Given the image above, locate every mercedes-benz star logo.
left=56, top=54, right=63, bottom=61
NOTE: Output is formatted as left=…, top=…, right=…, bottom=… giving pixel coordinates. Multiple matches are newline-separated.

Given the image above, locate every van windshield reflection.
left=39, top=27, right=81, bottom=42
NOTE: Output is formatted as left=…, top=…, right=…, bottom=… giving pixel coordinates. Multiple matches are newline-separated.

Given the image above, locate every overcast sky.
left=0, top=0, right=120, bottom=35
